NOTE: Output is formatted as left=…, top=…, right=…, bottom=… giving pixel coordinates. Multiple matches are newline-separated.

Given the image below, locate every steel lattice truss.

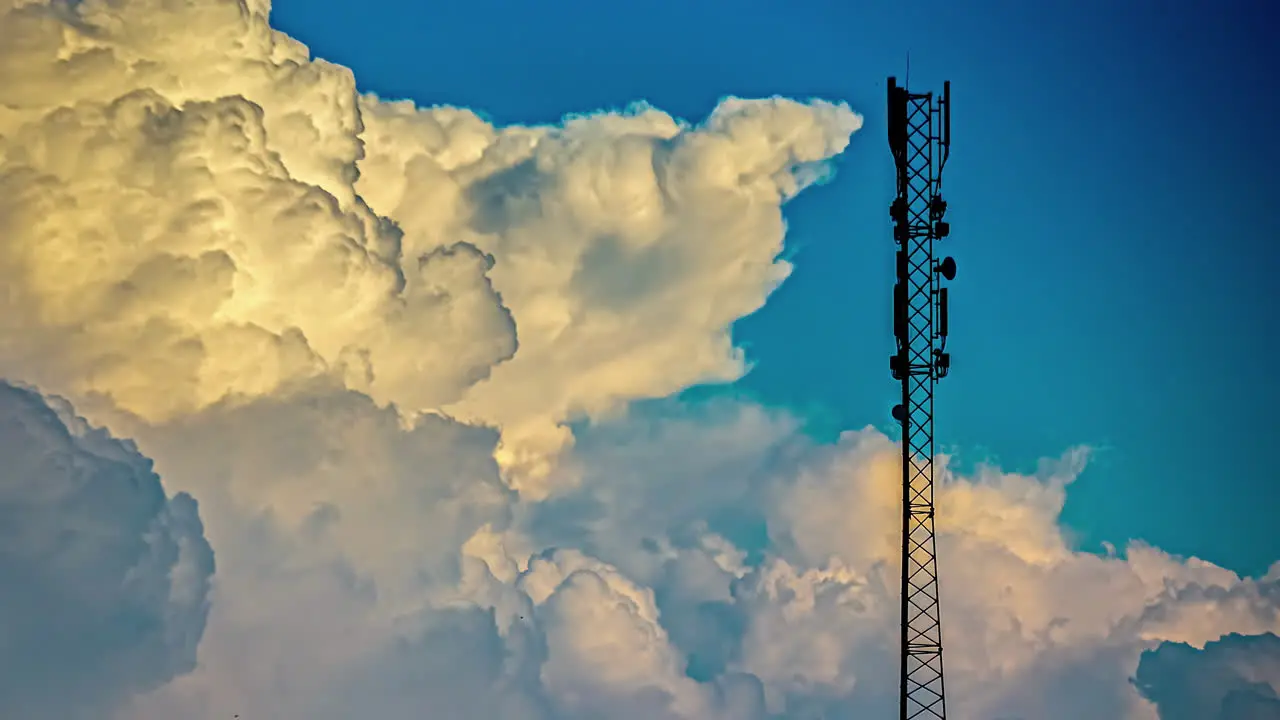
left=888, top=77, right=953, bottom=720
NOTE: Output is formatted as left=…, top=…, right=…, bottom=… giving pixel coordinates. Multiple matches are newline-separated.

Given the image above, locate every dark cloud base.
left=0, top=381, right=214, bottom=719
left=1137, top=633, right=1280, bottom=720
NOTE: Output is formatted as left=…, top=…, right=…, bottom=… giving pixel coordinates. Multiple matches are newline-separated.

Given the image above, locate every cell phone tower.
left=887, top=75, right=955, bottom=720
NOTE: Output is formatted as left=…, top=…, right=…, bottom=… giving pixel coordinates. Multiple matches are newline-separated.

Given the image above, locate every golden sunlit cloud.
left=0, top=0, right=1275, bottom=718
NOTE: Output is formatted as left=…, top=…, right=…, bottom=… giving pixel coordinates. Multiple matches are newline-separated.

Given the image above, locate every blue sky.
left=271, top=0, right=1280, bottom=576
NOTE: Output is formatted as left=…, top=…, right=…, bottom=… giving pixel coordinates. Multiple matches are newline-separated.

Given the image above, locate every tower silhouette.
left=887, top=76, right=955, bottom=720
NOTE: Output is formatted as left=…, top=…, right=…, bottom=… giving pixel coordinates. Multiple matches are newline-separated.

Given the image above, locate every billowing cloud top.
left=0, top=0, right=861, bottom=497
left=1, top=0, right=1276, bottom=718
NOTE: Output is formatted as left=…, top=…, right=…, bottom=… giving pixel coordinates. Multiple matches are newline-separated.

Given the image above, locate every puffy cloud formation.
left=530, top=408, right=1280, bottom=719
left=114, top=400, right=1280, bottom=720
left=0, top=0, right=860, bottom=496
left=0, top=381, right=213, bottom=719
left=0, top=0, right=515, bottom=424
left=1, top=0, right=1277, bottom=718
left=1135, top=633, right=1280, bottom=720
left=357, top=94, right=860, bottom=493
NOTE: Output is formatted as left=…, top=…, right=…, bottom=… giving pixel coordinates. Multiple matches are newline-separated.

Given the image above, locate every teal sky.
left=271, top=0, right=1280, bottom=576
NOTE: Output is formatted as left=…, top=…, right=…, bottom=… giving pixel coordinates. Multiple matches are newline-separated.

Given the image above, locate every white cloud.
left=0, top=381, right=213, bottom=719
left=0, top=0, right=862, bottom=499
left=528, top=549, right=711, bottom=719
left=0, top=86, right=517, bottom=422
left=356, top=95, right=861, bottom=495
left=43, top=390, right=1280, bottom=720
left=113, top=387, right=519, bottom=719
left=2, top=0, right=1276, bottom=718
left=524, top=409, right=1280, bottom=719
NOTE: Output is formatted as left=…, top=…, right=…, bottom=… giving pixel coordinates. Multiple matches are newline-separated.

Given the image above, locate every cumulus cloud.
left=104, top=386, right=521, bottom=718
left=0, top=67, right=516, bottom=422
left=0, top=381, right=213, bottom=719
left=0, top=0, right=861, bottom=497
left=2, top=0, right=1277, bottom=718
left=1136, top=633, right=1280, bottom=720
left=539, top=412, right=1280, bottom=719
left=356, top=95, right=861, bottom=493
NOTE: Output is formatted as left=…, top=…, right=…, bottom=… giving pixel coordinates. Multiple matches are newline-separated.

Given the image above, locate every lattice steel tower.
left=887, top=76, right=955, bottom=720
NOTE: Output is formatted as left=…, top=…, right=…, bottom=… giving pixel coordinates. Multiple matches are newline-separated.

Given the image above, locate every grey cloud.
left=1136, top=633, right=1280, bottom=720
left=0, top=381, right=213, bottom=719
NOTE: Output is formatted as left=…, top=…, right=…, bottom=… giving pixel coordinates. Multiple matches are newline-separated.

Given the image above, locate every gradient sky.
left=6, top=0, right=1280, bottom=716
left=269, top=0, right=1280, bottom=577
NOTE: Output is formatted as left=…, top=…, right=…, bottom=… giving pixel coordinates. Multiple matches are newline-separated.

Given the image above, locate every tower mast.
left=887, top=75, right=955, bottom=720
